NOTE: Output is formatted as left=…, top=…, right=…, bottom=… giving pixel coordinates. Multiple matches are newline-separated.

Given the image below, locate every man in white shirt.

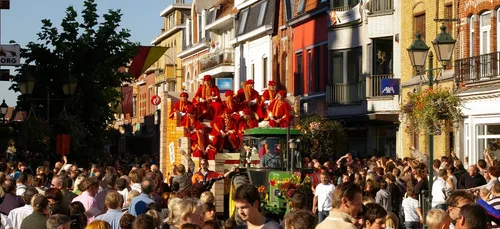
left=7, top=187, right=38, bottom=229
left=313, top=172, right=335, bottom=224
left=432, top=169, right=449, bottom=210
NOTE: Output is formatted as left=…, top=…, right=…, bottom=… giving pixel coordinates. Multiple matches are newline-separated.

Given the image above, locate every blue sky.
left=0, top=0, right=178, bottom=107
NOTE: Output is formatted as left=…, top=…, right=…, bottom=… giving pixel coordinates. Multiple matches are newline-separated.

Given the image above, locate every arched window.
left=480, top=11, right=491, bottom=55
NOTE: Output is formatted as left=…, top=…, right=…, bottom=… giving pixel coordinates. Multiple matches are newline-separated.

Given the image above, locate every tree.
left=297, top=115, right=346, bottom=161
left=11, top=0, right=138, bottom=162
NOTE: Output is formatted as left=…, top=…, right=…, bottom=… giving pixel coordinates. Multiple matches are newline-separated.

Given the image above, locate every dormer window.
left=257, top=0, right=268, bottom=26
left=239, top=9, right=249, bottom=34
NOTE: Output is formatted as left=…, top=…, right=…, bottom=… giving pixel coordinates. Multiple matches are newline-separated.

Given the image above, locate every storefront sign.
left=150, top=95, right=161, bottom=105
left=381, top=78, right=400, bottom=95
left=0, top=45, right=20, bottom=66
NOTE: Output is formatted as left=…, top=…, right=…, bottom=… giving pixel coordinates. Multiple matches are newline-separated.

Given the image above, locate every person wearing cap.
left=210, top=108, right=240, bottom=151
left=193, top=74, right=222, bottom=120
left=179, top=107, right=200, bottom=138
left=268, top=90, right=292, bottom=127
left=190, top=124, right=218, bottom=160
left=222, top=90, right=240, bottom=116
left=169, top=92, right=194, bottom=119
left=238, top=109, right=259, bottom=141
left=236, top=79, right=260, bottom=114
left=260, top=80, right=277, bottom=119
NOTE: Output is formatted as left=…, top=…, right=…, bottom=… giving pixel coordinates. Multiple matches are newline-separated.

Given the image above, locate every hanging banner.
left=56, top=134, right=71, bottom=155
left=169, top=141, right=175, bottom=164
left=121, top=86, right=133, bottom=118
left=327, top=3, right=361, bottom=26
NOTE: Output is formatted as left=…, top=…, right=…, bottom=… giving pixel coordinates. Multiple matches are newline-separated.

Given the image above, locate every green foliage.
left=11, top=0, right=138, bottom=160
left=401, top=87, right=462, bottom=135
left=297, top=115, right=346, bottom=161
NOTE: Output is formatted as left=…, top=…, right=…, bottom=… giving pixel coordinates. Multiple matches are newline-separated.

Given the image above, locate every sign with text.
left=0, top=45, right=20, bottom=66
left=381, top=78, right=400, bottom=95
left=0, top=0, right=10, bottom=9
left=327, top=3, right=361, bottom=26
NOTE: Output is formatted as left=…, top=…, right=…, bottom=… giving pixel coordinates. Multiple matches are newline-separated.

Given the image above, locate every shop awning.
left=129, top=46, right=169, bottom=79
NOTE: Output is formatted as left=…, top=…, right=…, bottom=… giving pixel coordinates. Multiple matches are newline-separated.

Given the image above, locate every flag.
left=128, top=46, right=169, bottom=79
left=121, top=86, right=133, bottom=118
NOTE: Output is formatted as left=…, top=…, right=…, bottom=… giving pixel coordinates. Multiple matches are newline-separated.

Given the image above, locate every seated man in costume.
left=267, top=90, right=292, bottom=127
left=193, top=75, right=222, bottom=120
left=179, top=107, right=200, bottom=137
left=221, top=90, right=240, bottom=119
left=191, top=123, right=217, bottom=160
left=236, top=79, right=260, bottom=114
left=238, top=108, right=259, bottom=140
left=210, top=108, right=240, bottom=152
left=169, top=92, right=194, bottom=119
left=260, top=80, right=277, bottom=119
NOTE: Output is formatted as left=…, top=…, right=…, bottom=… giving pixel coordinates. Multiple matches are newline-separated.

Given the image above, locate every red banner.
left=121, top=86, right=133, bottom=118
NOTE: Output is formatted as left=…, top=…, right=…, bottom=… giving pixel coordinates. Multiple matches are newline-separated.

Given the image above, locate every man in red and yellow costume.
left=210, top=108, right=240, bottom=151
left=179, top=107, right=200, bottom=137
left=238, top=108, right=259, bottom=140
left=267, top=90, right=292, bottom=127
left=236, top=79, right=260, bottom=114
left=193, top=75, right=222, bottom=120
left=191, top=123, right=217, bottom=160
left=169, top=92, right=194, bottom=119
left=259, top=80, right=277, bottom=119
left=222, top=90, right=240, bottom=116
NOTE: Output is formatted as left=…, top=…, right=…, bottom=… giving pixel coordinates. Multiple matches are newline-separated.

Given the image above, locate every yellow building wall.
left=400, top=0, right=456, bottom=159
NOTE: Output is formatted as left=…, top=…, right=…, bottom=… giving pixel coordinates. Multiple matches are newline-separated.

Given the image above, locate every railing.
left=182, top=37, right=209, bottom=51
left=326, top=80, right=364, bottom=105
left=367, top=74, right=393, bottom=97
left=366, top=0, right=394, bottom=15
left=455, top=52, right=500, bottom=83
left=199, top=49, right=235, bottom=72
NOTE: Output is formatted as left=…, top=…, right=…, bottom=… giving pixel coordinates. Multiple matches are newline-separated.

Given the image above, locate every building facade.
left=325, top=0, right=400, bottom=157
left=455, top=0, right=500, bottom=163
left=400, top=0, right=456, bottom=158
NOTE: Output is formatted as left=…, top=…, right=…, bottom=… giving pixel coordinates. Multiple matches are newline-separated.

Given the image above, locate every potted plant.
left=400, top=87, right=462, bottom=135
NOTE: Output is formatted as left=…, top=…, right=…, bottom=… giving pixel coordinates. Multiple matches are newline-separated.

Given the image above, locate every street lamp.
left=0, top=99, right=8, bottom=124
left=18, top=72, right=36, bottom=95
left=407, top=24, right=456, bottom=221
left=63, top=76, right=78, bottom=95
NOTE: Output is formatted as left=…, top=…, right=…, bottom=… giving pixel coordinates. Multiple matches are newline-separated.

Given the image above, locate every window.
left=476, top=124, right=500, bottom=159
left=307, top=50, right=313, bottom=93
left=470, top=15, right=475, bottom=56
left=258, top=0, right=268, bottom=26
left=239, top=9, right=249, bottom=35
left=444, top=5, right=453, bottom=35
left=148, top=87, right=153, bottom=113
left=498, top=9, right=500, bottom=52
left=331, top=47, right=362, bottom=84
left=414, top=13, right=426, bottom=40
left=480, top=12, right=491, bottom=55
left=133, top=96, right=137, bottom=117
left=198, top=14, right=203, bottom=41
left=315, top=46, right=321, bottom=92
left=263, top=57, right=268, bottom=88
left=169, top=14, right=175, bottom=29
left=251, top=63, right=255, bottom=80
left=297, top=0, right=305, bottom=14
left=332, top=0, right=359, bottom=7
left=296, top=53, right=304, bottom=95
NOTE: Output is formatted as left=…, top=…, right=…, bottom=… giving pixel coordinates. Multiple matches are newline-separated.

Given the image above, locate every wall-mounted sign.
left=0, top=45, right=20, bottom=66
left=381, top=78, right=400, bottom=95
left=151, top=95, right=161, bottom=105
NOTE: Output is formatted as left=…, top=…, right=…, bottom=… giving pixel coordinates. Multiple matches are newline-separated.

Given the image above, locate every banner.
left=327, top=3, right=361, bottom=26
left=56, top=134, right=71, bottom=155
left=121, top=86, right=133, bottom=118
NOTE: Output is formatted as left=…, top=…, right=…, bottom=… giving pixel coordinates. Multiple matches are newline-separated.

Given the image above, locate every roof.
left=244, top=127, right=302, bottom=136
left=5, top=107, right=24, bottom=122
left=236, top=0, right=277, bottom=35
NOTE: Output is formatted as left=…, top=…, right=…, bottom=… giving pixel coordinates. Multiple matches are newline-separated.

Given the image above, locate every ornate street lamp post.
left=0, top=99, right=8, bottom=124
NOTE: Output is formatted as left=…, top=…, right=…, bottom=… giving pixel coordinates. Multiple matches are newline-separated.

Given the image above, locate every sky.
left=0, top=0, right=179, bottom=107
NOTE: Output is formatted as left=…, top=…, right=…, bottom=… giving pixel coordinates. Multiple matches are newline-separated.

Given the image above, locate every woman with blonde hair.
left=200, top=191, right=215, bottom=205
left=169, top=199, right=204, bottom=229
left=122, top=190, right=140, bottom=212
left=73, top=175, right=85, bottom=195
left=85, top=220, right=111, bottom=229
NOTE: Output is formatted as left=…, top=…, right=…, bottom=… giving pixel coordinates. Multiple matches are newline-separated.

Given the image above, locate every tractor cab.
left=229, top=127, right=312, bottom=217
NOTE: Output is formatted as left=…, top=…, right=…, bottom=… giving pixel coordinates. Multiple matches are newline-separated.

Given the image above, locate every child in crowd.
left=284, top=209, right=317, bottom=229
left=426, top=209, right=451, bottom=229
left=402, top=188, right=423, bottom=229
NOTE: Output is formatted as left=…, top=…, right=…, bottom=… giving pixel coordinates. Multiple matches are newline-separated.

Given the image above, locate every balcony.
left=455, top=52, right=500, bottom=84
left=366, top=0, right=393, bottom=15
left=367, top=74, right=393, bottom=97
left=199, top=49, right=235, bottom=77
left=326, top=80, right=364, bottom=105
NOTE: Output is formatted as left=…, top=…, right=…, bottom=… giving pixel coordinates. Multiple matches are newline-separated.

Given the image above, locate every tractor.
left=228, top=127, right=314, bottom=221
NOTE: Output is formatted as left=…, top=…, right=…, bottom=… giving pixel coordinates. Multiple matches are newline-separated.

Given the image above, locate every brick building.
left=400, top=0, right=456, bottom=158
left=454, top=0, right=500, bottom=163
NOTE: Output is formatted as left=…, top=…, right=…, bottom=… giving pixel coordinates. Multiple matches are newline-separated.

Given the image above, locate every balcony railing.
left=326, top=80, right=364, bottom=105
left=455, top=52, right=500, bottom=83
left=367, top=74, right=394, bottom=97
left=199, top=49, right=235, bottom=72
left=366, top=0, right=394, bottom=15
